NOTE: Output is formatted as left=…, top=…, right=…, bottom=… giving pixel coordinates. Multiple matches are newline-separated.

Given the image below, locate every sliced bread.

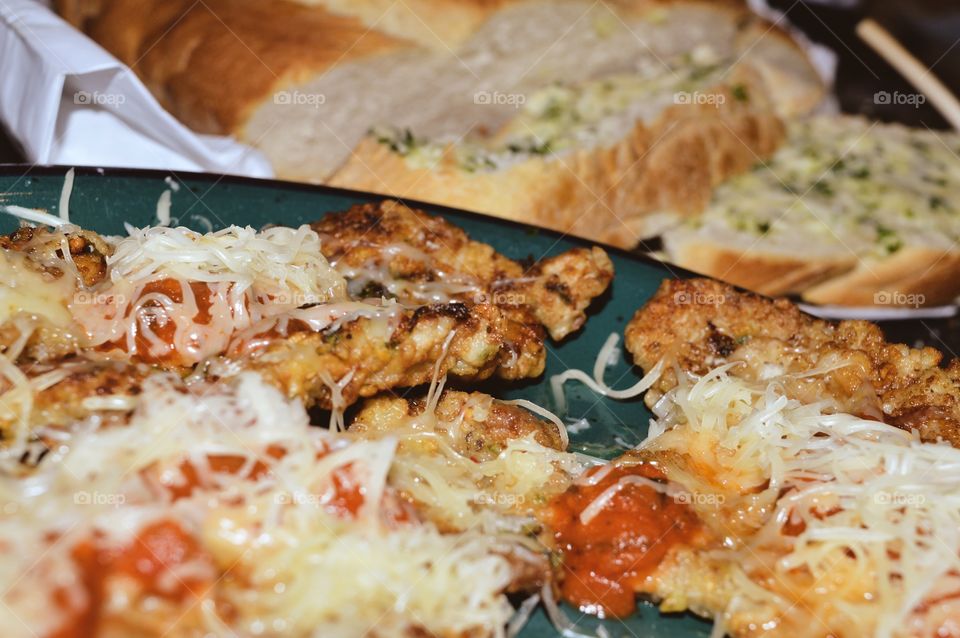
left=327, top=1, right=821, bottom=244
left=662, top=116, right=960, bottom=306
left=57, top=0, right=822, bottom=228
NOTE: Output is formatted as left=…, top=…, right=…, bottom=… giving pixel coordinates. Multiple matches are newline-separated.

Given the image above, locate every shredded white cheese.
left=0, top=373, right=519, bottom=637
left=58, top=168, right=75, bottom=223
left=644, top=364, right=960, bottom=638
left=71, top=224, right=349, bottom=363
left=551, top=332, right=663, bottom=413
left=155, top=189, right=172, bottom=226
left=2, top=205, right=68, bottom=228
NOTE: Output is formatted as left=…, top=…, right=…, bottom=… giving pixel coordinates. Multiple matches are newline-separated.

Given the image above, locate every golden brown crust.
left=625, top=278, right=960, bottom=446
left=802, top=247, right=960, bottom=307
left=236, top=202, right=612, bottom=406
left=298, top=0, right=512, bottom=49
left=351, top=389, right=565, bottom=458
left=1, top=225, right=112, bottom=288
left=240, top=302, right=528, bottom=407
left=330, top=81, right=785, bottom=247
left=1, top=359, right=148, bottom=442
left=57, top=0, right=411, bottom=135
left=665, top=238, right=857, bottom=296
left=312, top=200, right=614, bottom=340
left=669, top=233, right=960, bottom=309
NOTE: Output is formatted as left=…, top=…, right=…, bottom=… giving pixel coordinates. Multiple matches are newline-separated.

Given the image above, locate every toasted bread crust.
left=296, top=0, right=512, bottom=49
left=664, top=210, right=960, bottom=309
left=56, top=0, right=411, bottom=135
left=57, top=0, right=816, bottom=160
left=802, top=247, right=960, bottom=307
left=663, top=237, right=858, bottom=296
left=331, top=81, right=785, bottom=247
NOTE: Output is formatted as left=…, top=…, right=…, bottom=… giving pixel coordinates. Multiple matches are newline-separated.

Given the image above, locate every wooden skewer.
left=856, top=18, right=960, bottom=131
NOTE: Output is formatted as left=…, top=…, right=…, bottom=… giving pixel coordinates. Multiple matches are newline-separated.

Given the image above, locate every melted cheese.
left=354, top=342, right=583, bottom=534
left=375, top=51, right=732, bottom=172
left=330, top=240, right=483, bottom=304
left=0, top=373, right=519, bottom=637
left=0, top=251, right=76, bottom=327
left=669, top=116, right=960, bottom=258
left=642, top=365, right=960, bottom=638
left=72, top=224, right=349, bottom=364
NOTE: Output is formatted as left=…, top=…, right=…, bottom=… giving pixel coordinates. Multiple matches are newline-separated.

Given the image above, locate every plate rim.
left=0, top=162, right=698, bottom=279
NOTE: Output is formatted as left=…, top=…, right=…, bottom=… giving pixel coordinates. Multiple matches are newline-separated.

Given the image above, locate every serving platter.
left=0, top=165, right=711, bottom=637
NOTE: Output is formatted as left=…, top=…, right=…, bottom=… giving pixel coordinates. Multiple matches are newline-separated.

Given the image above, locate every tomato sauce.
left=162, top=445, right=285, bottom=500
left=101, top=278, right=216, bottom=365
left=51, top=521, right=212, bottom=638
left=327, top=464, right=365, bottom=517
left=48, top=439, right=409, bottom=637
left=156, top=448, right=366, bottom=518
left=544, top=462, right=702, bottom=618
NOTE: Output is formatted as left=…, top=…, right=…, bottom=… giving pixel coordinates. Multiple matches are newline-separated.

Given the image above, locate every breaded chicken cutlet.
left=243, top=201, right=613, bottom=405
left=626, top=278, right=960, bottom=446
left=1, top=368, right=575, bottom=637
left=0, top=201, right=612, bottom=440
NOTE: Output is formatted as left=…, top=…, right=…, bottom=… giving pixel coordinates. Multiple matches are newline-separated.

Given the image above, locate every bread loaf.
left=57, top=0, right=822, bottom=240
left=661, top=116, right=960, bottom=307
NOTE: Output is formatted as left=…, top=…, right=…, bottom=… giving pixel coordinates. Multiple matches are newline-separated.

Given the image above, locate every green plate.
left=0, top=165, right=710, bottom=638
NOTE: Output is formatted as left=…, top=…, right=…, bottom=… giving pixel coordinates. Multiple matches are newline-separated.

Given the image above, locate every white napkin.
left=0, top=0, right=273, bottom=176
